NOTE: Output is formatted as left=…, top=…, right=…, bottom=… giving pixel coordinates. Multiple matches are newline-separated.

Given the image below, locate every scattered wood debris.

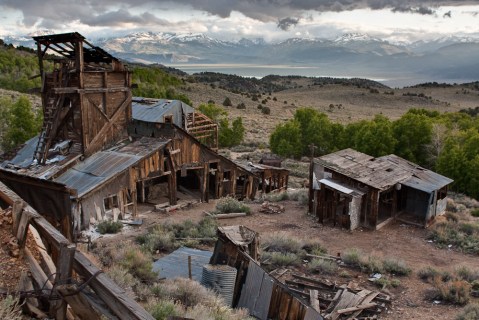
left=259, top=201, right=285, bottom=214
left=285, top=273, right=391, bottom=319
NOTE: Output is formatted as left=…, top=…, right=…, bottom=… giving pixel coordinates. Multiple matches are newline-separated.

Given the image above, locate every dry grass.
left=0, top=296, right=22, bottom=320
left=179, top=81, right=472, bottom=145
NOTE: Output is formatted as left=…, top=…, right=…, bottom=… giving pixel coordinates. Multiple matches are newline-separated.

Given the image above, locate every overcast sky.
left=1, top=0, right=478, bottom=42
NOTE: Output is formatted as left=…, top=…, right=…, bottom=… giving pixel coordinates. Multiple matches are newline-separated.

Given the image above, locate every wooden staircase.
left=185, top=112, right=218, bottom=150
left=34, top=69, right=70, bottom=164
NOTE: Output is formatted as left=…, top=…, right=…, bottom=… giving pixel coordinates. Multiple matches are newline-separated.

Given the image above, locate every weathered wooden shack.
left=236, top=162, right=289, bottom=195
left=129, top=98, right=259, bottom=201
left=310, top=149, right=453, bottom=230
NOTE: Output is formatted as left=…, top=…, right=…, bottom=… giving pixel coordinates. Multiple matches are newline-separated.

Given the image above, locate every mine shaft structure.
left=33, top=32, right=132, bottom=164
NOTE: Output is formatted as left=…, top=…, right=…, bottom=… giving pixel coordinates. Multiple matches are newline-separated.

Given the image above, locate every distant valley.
left=4, top=31, right=479, bottom=87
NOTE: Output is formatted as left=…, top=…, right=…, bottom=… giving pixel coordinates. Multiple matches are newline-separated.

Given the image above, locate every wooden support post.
left=15, top=209, right=35, bottom=249
left=53, top=243, right=76, bottom=320
left=231, top=169, right=237, bottom=197
left=188, top=256, right=192, bottom=280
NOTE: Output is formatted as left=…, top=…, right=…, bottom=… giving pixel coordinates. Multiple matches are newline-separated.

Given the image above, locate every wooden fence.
left=0, top=181, right=154, bottom=320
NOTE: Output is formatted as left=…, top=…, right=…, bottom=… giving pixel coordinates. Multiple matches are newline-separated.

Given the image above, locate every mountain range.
left=3, top=31, right=479, bottom=86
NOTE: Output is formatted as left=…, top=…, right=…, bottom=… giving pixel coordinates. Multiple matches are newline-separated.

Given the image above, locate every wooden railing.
left=0, top=181, right=154, bottom=320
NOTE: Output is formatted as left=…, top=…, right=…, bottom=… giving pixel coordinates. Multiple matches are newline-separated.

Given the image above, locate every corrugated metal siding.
left=152, top=247, right=213, bottom=281
left=4, top=136, right=38, bottom=168
left=132, top=97, right=194, bottom=127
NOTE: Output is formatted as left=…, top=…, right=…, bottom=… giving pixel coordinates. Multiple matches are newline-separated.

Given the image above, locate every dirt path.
left=94, top=199, right=478, bottom=319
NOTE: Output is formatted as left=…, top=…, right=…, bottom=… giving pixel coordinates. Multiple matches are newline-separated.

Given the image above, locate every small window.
left=164, top=115, right=173, bottom=123
left=104, top=195, right=119, bottom=211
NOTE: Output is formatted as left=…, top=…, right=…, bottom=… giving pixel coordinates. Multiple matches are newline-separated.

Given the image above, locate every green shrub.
left=223, top=97, right=232, bottom=106
left=302, top=241, right=327, bottom=256
left=433, top=280, right=471, bottom=305
left=262, top=252, right=300, bottom=269
left=418, top=266, right=439, bottom=282
left=382, top=258, right=411, bottom=276
left=456, top=266, right=479, bottom=283
left=139, top=230, right=177, bottom=253
left=342, top=248, right=362, bottom=267
left=309, top=258, right=338, bottom=275
left=428, top=221, right=479, bottom=255
left=445, top=212, right=459, bottom=223
left=107, top=265, right=140, bottom=298
left=360, top=256, right=384, bottom=274
left=121, top=248, right=157, bottom=282
left=456, top=304, right=479, bottom=320
left=261, top=106, right=271, bottom=115
left=97, top=220, right=123, bottom=234
left=263, top=192, right=289, bottom=202
left=374, top=277, right=401, bottom=289
left=471, top=209, right=479, bottom=217
left=288, top=189, right=309, bottom=205
left=262, top=233, right=303, bottom=254
left=215, top=196, right=251, bottom=214
left=148, top=299, right=179, bottom=320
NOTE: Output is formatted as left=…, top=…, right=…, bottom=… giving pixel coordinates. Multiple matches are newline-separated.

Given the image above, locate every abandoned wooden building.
left=0, top=32, right=287, bottom=236
left=310, top=148, right=453, bottom=230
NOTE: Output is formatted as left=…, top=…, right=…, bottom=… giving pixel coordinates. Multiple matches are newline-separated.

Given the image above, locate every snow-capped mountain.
left=3, top=31, right=479, bottom=82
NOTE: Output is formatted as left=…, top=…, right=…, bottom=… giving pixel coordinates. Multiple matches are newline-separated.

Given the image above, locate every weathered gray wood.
left=57, top=284, right=103, bottom=320
left=29, top=225, right=57, bottom=277
left=55, top=243, right=76, bottom=320
left=336, top=302, right=377, bottom=314
left=214, top=212, right=247, bottom=219
left=25, top=247, right=53, bottom=291
left=15, top=208, right=34, bottom=248
left=73, top=251, right=155, bottom=320
left=309, top=289, right=320, bottom=312
left=18, top=271, right=39, bottom=308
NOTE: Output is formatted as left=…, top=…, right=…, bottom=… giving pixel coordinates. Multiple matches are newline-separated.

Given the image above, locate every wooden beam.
left=73, top=251, right=155, bottom=320
left=57, top=284, right=103, bottom=320
left=83, top=91, right=131, bottom=157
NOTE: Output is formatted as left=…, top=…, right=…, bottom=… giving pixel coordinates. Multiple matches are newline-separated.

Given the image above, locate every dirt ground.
left=92, top=197, right=479, bottom=320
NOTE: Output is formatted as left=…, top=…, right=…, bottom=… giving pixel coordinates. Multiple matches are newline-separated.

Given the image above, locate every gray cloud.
left=1, top=0, right=476, bottom=29
left=392, top=6, right=436, bottom=15
left=277, top=17, right=300, bottom=30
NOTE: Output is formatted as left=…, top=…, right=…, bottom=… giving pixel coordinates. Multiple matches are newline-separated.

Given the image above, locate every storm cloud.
left=277, top=17, right=300, bottom=31
left=1, top=0, right=475, bottom=29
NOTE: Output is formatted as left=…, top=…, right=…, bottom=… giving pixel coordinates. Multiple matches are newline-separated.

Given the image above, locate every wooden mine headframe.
left=33, top=32, right=132, bottom=164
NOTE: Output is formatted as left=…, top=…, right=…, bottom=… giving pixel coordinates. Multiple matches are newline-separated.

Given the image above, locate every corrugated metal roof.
left=152, top=247, right=213, bottom=281
left=55, top=138, right=169, bottom=197
left=315, top=148, right=453, bottom=192
left=132, top=97, right=194, bottom=127
left=3, top=136, right=38, bottom=168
